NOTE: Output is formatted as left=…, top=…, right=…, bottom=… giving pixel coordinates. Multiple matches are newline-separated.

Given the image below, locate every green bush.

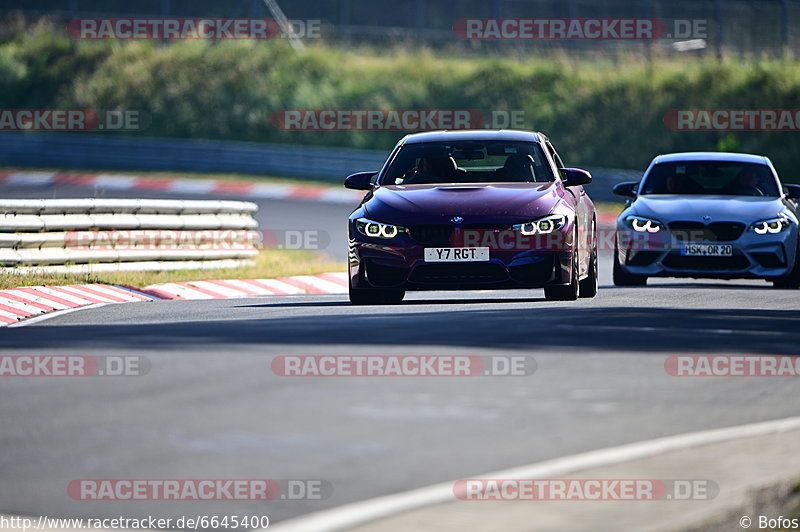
left=3, top=17, right=800, bottom=179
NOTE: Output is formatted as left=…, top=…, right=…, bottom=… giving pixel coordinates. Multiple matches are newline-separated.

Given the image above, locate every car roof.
left=652, top=152, right=770, bottom=165
left=399, top=130, right=545, bottom=145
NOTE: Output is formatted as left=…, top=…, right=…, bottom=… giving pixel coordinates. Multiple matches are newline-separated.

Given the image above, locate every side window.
left=545, top=142, right=565, bottom=169
left=544, top=141, right=566, bottom=180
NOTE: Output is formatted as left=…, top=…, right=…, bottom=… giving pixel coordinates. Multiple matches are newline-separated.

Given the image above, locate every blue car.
left=613, top=152, right=800, bottom=288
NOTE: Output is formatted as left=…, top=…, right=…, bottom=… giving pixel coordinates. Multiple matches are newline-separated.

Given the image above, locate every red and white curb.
left=142, top=272, right=347, bottom=300
left=597, top=212, right=617, bottom=228
left=0, top=171, right=363, bottom=204
left=0, top=284, right=158, bottom=326
left=0, top=273, right=348, bottom=327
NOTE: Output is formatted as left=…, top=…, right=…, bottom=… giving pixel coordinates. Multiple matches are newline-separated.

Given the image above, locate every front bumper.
left=616, top=224, right=798, bottom=280
left=348, top=231, right=576, bottom=291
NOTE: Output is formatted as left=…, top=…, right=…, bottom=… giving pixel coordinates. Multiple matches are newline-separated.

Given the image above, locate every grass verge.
left=594, top=201, right=625, bottom=219
left=0, top=249, right=345, bottom=291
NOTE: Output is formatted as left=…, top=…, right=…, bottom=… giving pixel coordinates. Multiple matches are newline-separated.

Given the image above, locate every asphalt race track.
left=0, top=183, right=798, bottom=527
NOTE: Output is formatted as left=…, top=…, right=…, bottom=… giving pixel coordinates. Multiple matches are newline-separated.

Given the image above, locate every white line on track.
left=267, top=415, right=800, bottom=532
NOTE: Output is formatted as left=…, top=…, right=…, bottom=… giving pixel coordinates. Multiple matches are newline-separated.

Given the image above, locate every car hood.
left=364, top=183, right=563, bottom=224
left=630, top=195, right=787, bottom=223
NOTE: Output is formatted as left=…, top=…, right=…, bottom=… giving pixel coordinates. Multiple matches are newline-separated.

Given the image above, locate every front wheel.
left=349, top=285, right=405, bottom=305
left=613, top=243, right=648, bottom=286
left=772, top=240, right=800, bottom=289
left=545, top=252, right=579, bottom=301
left=579, top=247, right=598, bottom=298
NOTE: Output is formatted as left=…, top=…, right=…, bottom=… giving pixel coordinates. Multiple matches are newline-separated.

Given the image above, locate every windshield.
left=380, top=141, right=556, bottom=185
left=641, top=161, right=780, bottom=197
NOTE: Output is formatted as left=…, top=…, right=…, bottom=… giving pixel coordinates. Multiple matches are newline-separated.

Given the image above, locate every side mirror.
left=613, top=181, right=639, bottom=198
left=561, top=168, right=592, bottom=187
left=784, top=184, right=800, bottom=200
left=344, top=172, right=376, bottom=191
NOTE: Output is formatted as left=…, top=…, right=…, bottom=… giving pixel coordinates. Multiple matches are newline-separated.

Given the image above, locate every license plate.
left=681, top=244, right=733, bottom=257
left=424, top=247, right=490, bottom=262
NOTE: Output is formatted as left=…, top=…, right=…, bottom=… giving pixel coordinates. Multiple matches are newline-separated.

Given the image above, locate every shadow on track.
left=236, top=296, right=548, bottom=308
left=612, top=283, right=782, bottom=291
left=2, top=306, right=798, bottom=355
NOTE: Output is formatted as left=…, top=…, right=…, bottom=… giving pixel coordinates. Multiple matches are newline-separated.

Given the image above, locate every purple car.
left=344, top=130, right=598, bottom=304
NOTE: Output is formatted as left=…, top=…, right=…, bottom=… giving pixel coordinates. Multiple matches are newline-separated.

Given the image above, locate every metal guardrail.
left=0, top=199, right=260, bottom=272
left=0, top=132, right=387, bottom=182
left=0, top=132, right=641, bottom=202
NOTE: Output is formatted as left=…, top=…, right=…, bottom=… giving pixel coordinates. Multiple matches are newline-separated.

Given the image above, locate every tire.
left=579, top=246, right=599, bottom=298
left=613, top=243, right=648, bottom=286
left=772, top=240, right=800, bottom=289
left=349, top=284, right=405, bottom=305
left=545, top=251, right=579, bottom=301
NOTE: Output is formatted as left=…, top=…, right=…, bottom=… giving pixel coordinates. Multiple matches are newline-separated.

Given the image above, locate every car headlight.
left=751, top=215, right=792, bottom=235
left=512, top=214, right=567, bottom=236
left=625, top=215, right=663, bottom=233
left=355, top=217, right=405, bottom=239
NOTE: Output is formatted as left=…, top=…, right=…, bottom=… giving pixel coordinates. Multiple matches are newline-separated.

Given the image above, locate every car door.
left=545, top=140, right=592, bottom=275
